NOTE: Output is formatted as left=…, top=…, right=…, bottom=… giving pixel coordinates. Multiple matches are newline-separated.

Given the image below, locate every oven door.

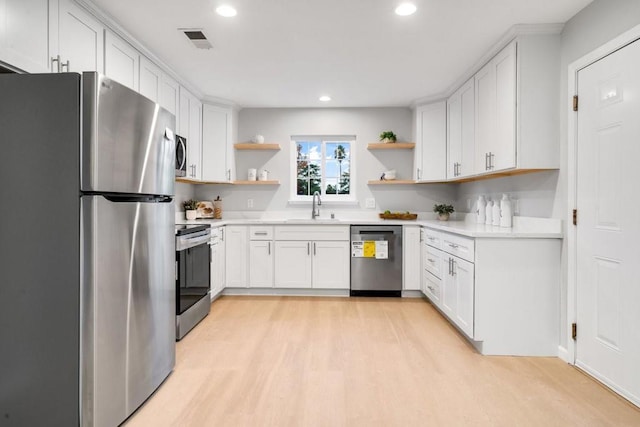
left=175, top=135, right=187, bottom=177
left=176, top=242, right=210, bottom=315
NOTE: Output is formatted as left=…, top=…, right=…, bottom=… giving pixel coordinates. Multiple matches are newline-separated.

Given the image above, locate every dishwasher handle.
left=357, top=230, right=394, bottom=235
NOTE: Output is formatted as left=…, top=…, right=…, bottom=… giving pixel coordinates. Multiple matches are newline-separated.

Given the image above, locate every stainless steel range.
left=175, top=224, right=211, bottom=340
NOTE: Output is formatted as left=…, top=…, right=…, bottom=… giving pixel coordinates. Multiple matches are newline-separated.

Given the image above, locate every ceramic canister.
left=248, top=168, right=257, bottom=181
left=258, top=170, right=269, bottom=181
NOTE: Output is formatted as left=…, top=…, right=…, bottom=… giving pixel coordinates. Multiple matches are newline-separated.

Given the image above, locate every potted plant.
left=182, top=199, right=198, bottom=220
left=433, top=203, right=454, bottom=221
left=379, top=131, right=397, bottom=143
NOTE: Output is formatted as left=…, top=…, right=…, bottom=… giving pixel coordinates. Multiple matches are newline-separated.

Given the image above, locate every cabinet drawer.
left=249, top=226, right=273, bottom=240
left=274, top=225, right=350, bottom=241
left=424, top=246, right=444, bottom=279
left=441, top=233, right=475, bottom=263
left=423, top=228, right=442, bottom=249
left=423, top=270, right=441, bottom=307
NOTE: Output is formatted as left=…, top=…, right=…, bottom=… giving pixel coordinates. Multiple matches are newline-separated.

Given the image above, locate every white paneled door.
left=576, top=38, right=640, bottom=407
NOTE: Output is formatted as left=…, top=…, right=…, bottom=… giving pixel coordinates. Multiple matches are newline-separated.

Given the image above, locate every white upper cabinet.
left=414, top=101, right=447, bottom=182
left=0, top=0, right=54, bottom=73
left=57, top=0, right=104, bottom=73
left=202, top=104, right=233, bottom=182
left=139, top=56, right=162, bottom=102
left=447, top=78, right=475, bottom=178
left=179, top=87, right=203, bottom=180
left=473, top=35, right=559, bottom=175
left=104, top=31, right=139, bottom=91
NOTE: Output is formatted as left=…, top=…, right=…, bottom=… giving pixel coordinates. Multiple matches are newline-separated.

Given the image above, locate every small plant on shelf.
left=379, top=131, right=397, bottom=143
left=433, top=203, right=454, bottom=221
left=182, top=199, right=198, bottom=211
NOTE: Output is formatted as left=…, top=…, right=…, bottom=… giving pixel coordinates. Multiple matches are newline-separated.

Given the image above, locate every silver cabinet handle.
left=221, top=228, right=224, bottom=241
left=51, top=55, right=61, bottom=73
left=448, top=258, right=452, bottom=275
left=307, top=242, right=310, bottom=255
left=254, top=231, right=268, bottom=236
left=227, top=169, right=231, bottom=181
left=490, top=152, right=495, bottom=170
left=268, top=241, right=271, bottom=255
left=485, top=153, right=489, bottom=170
left=448, top=243, right=459, bottom=249
left=313, top=242, right=316, bottom=255
left=61, top=60, right=70, bottom=72
left=451, top=259, right=456, bottom=276
left=417, top=168, right=421, bottom=180
left=427, top=258, right=436, bottom=263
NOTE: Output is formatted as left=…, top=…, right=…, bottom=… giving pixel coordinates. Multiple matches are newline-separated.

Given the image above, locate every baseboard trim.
left=558, top=345, right=571, bottom=363
left=222, top=288, right=350, bottom=297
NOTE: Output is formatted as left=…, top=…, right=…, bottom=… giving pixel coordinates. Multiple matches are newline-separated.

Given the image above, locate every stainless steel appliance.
left=350, top=225, right=403, bottom=297
left=175, top=224, right=211, bottom=340
left=0, top=73, right=176, bottom=427
left=175, top=134, right=187, bottom=177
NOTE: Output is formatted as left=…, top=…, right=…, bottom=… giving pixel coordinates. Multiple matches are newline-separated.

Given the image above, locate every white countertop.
left=176, top=213, right=563, bottom=239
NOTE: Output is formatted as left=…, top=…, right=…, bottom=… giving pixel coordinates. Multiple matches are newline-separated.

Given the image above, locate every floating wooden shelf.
left=234, top=143, right=281, bottom=150
left=233, top=180, right=280, bottom=185
left=176, top=177, right=230, bottom=185
left=367, top=179, right=416, bottom=185
left=367, top=142, right=415, bottom=150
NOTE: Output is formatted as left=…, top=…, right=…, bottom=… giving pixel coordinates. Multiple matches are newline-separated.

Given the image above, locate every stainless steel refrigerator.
left=0, top=73, right=176, bottom=427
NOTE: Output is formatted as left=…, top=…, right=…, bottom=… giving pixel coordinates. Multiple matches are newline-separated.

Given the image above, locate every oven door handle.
left=177, top=234, right=211, bottom=250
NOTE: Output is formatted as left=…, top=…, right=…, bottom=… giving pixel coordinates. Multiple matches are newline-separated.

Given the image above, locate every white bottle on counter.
left=485, top=200, right=493, bottom=225
left=477, top=195, right=486, bottom=224
left=500, top=194, right=513, bottom=228
left=492, top=201, right=501, bottom=226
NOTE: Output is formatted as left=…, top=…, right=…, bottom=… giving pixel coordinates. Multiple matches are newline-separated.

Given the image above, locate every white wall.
left=174, top=182, right=195, bottom=212
left=195, top=107, right=457, bottom=214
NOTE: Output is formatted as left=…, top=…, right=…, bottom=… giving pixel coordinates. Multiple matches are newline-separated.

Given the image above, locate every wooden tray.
left=378, top=213, right=418, bottom=220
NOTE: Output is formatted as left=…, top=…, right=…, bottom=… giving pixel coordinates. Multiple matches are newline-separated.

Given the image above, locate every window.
left=291, top=136, right=355, bottom=202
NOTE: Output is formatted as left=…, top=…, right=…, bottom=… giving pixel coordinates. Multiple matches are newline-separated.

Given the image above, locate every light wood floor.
left=125, top=296, right=640, bottom=426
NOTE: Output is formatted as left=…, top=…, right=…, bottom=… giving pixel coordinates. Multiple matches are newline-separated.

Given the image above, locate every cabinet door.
left=441, top=256, right=457, bottom=319
left=139, top=56, right=161, bottom=102
left=210, top=239, right=225, bottom=297
left=58, top=0, right=104, bottom=73
left=415, top=102, right=446, bottom=181
left=474, top=60, right=495, bottom=174
left=104, top=31, right=139, bottom=91
left=202, top=104, right=232, bottom=182
left=224, top=226, right=247, bottom=287
left=447, top=89, right=462, bottom=179
left=493, top=42, right=517, bottom=171
left=159, top=73, right=179, bottom=119
left=249, top=240, right=274, bottom=288
left=274, top=241, right=312, bottom=288
left=459, top=79, right=476, bottom=177
left=454, top=257, right=475, bottom=338
left=0, top=0, right=53, bottom=73
left=403, top=226, right=421, bottom=290
left=312, top=241, right=349, bottom=289
left=179, top=87, right=202, bottom=179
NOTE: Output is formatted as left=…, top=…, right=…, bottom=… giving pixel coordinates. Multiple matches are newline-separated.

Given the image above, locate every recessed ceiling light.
left=395, top=3, right=417, bottom=16
left=216, top=5, right=237, bottom=17
left=319, top=95, right=331, bottom=102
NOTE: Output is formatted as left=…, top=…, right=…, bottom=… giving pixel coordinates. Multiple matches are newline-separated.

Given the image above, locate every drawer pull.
left=448, top=243, right=459, bottom=249
left=254, top=232, right=268, bottom=235
left=427, top=258, right=436, bottom=263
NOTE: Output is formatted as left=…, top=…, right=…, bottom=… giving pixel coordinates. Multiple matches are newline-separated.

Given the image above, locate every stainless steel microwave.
left=175, top=135, right=186, bottom=177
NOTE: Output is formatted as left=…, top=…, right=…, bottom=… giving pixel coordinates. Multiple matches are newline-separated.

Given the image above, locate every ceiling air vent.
left=182, top=29, right=213, bottom=49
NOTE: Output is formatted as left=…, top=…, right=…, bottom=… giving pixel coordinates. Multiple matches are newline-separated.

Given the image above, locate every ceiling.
left=89, top=0, right=593, bottom=108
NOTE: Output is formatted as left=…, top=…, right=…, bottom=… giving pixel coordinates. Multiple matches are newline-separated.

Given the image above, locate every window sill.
left=288, top=199, right=359, bottom=206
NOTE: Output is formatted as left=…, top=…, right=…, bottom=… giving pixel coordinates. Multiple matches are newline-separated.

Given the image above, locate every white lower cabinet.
left=274, top=241, right=312, bottom=288
left=224, top=226, right=247, bottom=288
left=403, top=226, right=422, bottom=290
left=249, top=226, right=274, bottom=288
left=422, top=226, right=561, bottom=356
left=311, top=241, right=350, bottom=289
left=210, top=227, right=225, bottom=298
left=273, top=226, right=350, bottom=290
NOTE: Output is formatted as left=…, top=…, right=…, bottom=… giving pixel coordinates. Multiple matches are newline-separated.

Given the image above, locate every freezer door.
left=82, top=72, right=176, bottom=196
left=81, top=195, right=175, bottom=427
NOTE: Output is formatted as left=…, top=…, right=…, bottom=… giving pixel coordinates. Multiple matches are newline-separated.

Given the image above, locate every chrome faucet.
left=312, top=191, right=321, bottom=219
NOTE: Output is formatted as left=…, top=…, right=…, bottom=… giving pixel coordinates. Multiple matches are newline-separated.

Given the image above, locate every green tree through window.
left=294, top=138, right=353, bottom=198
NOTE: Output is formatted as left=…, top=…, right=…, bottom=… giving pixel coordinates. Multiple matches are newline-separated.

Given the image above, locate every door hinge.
left=573, top=95, right=579, bottom=112
left=572, top=209, right=577, bottom=226
left=572, top=323, right=577, bottom=340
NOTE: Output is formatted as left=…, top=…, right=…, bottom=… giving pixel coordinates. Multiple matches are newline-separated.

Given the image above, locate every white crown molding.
left=202, top=95, right=242, bottom=111
left=74, top=0, right=205, bottom=99
left=411, top=23, right=565, bottom=108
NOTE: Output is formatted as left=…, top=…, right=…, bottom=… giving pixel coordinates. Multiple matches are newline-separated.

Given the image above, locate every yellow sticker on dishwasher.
left=363, top=241, right=376, bottom=258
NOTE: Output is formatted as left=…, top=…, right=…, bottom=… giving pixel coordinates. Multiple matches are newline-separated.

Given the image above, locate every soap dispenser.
left=500, top=194, right=513, bottom=228
left=477, top=195, right=486, bottom=224
left=485, top=200, right=493, bottom=225
left=492, top=200, right=501, bottom=226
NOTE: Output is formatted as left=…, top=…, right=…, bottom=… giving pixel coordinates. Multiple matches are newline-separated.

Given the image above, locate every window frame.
left=289, top=135, right=356, bottom=204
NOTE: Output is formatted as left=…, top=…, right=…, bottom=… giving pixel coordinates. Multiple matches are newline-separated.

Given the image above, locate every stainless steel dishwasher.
left=350, top=225, right=403, bottom=297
